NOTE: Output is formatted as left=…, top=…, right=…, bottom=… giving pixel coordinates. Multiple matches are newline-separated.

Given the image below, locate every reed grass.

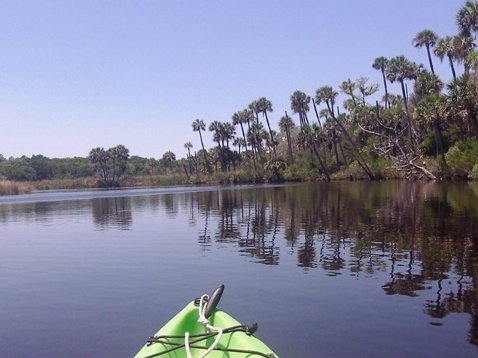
left=0, top=180, right=34, bottom=195
left=32, top=177, right=99, bottom=190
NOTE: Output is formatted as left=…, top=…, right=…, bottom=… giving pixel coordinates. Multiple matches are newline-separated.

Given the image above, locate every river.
left=0, top=182, right=477, bottom=357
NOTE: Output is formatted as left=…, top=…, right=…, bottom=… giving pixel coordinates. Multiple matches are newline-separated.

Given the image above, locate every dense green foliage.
left=2, top=1, right=478, bottom=191
left=0, top=155, right=93, bottom=181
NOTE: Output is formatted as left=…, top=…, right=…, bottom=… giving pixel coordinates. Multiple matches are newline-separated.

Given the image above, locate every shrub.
left=445, top=139, right=478, bottom=177
left=469, top=164, right=478, bottom=181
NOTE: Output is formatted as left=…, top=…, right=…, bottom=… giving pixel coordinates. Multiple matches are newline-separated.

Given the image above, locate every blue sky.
left=0, top=1, right=465, bottom=159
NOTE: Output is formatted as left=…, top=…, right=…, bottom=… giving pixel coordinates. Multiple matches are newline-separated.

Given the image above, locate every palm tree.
left=232, top=108, right=257, bottom=168
left=248, top=100, right=260, bottom=124
left=109, top=144, right=130, bottom=184
left=315, top=86, right=375, bottom=180
left=456, top=0, right=478, bottom=38
left=372, top=57, right=390, bottom=108
left=192, top=119, right=211, bottom=173
left=434, top=36, right=458, bottom=80
left=413, top=29, right=439, bottom=74
left=88, top=147, right=110, bottom=185
left=453, top=35, right=476, bottom=73
left=161, top=151, right=176, bottom=174
left=233, top=137, right=246, bottom=155
left=447, top=73, right=478, bottom=139
left=255, top=97, right=276, bottom=157
left=184, top=142, right=193, bottom=158
left=184, top=142, right=194, bottom=174
left=278, top=113, right=295, bottom=164
left=232, top=110, right=249, bottom=152
left=247, top=122, right=266, bottom=164
left=386, top=55, right=420, bottom=153
left=413, top=71, right=444, bottom=101
left=291, top=90, right=330, bottom=180
left=290, top=90, right=311, bottom=127
left=413, top=94, right=448, bottom=167
left=209, top=120, right=224, bottom=169
left=225, top=122, right=236, bottom=148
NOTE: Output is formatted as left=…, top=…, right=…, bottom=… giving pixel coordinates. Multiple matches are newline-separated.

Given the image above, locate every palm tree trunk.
left=326, top=103, right=375, bottom=179
left=400, top=80, right=415, bottom=155
left=381, top=69, right=389, bottom=109
left=433, top=121, right=447, bottom=167
left=332, top=128, right=340, bottom=168
left=264, top=112, right=277, bottom=157
left=337, top=135, right=348, bottom=166
left=426, top=45, right=435, bottom=74
left=311, top=143, right=330, bottom=181
left=285, top=127, right=294, bottom=164
left=239, top=123, right=248, bottom=153
left=198, top=130, right=211, bottom=173
left=448, top=54, right=457, bottom=80
left=312, top=99, right=323, bottom=129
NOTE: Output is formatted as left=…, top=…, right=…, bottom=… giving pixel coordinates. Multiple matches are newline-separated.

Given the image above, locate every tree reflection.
left=189, top=182, right=478, bottom=348
left=91, top=196, right=132, bottom=230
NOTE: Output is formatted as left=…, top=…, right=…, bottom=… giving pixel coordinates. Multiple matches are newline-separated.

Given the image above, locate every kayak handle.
left=204, top=284, right=225, bottom=318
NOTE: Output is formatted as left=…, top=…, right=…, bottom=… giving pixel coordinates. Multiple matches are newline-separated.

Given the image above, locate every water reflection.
left=189, top=182, right=478, bottom=348
left=1, top=182, right=477, bottom=347
left=91, top=197, right=132, bottom=230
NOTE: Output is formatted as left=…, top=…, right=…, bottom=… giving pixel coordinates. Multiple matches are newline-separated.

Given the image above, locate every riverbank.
left=0, top=162, right=472, bottom=196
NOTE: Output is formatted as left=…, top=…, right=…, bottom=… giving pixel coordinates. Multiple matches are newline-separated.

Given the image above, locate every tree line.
left=2, top=1, right=478, bottom=187
left=0, top=148, right=184, bottom=186
left=183, top=1, right=478, bottom=182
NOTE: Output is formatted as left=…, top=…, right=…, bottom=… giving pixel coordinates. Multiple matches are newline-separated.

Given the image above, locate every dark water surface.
left=1, top=182, right=477, bottom=357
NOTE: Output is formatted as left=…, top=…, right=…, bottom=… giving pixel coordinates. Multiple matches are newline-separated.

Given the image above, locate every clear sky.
left=0, top=0, right=465, bottom=160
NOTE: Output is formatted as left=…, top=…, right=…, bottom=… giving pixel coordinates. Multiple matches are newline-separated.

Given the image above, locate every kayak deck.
left=134, top=301, right=278, bottom=358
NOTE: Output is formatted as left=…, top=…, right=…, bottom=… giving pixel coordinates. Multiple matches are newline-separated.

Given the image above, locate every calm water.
left=0, top=182, right=477, bottom=357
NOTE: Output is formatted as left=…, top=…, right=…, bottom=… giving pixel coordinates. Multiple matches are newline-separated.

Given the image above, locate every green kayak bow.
left=134, top=285, right=279, bottom=358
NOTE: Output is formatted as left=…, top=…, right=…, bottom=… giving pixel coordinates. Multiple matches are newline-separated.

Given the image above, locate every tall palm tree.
left=413, top=29, right=439, bottom=74
left=372, top=57, right=390, bottom=108
left=434, top=36, right=458, bottom=80
left=232, top=108, right=257, bottom=168
left=184, top=142, right=193, bottom=158
left=279, top=112, right=295, bottom=164
left=413, top=71, right=444, bottom=101
left=447, top=73, right=478, bottom=139
left=232, top=110, right=249, bottom=152
left=290, top=90, right=311, bottom=127
left=386, top=55, right=420, bottom=153
left=315, top=86, right=375, bottom=180
left=453, top=35, right=476, bottom=73
left=413, top=94, right=448, bottom=167
left=209, top=121, right=223, bottom=148
left=255, top=97, right=276, bottom=157
left=222, top=122, right=236, bottom=149
left=248, top=100, right=260, bottom=124
left=192, top=119, right=211, bottom=173
left=209, top=121, right=225, bottom=170
left=184, top=142, right=194, bottom=174
left=233, top=137, right=246, bottom=155
left=290, top=90, right=330, bottom=180
left=247, top=122, right=266, bottom=163
left=456, top=0, right=478, bottom=38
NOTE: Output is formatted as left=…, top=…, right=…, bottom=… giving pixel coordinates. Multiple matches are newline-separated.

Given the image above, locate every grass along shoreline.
left=0, top=180, right=34, bottom=195
left=0, top=161, right=471, bottom=196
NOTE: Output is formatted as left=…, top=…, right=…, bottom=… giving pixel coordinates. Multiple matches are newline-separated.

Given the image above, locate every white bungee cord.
left=185, top=294, right=223, bottom=358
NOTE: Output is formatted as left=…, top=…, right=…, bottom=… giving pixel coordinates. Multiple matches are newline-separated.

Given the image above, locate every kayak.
left=134, top=285, right=279, bottom=358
